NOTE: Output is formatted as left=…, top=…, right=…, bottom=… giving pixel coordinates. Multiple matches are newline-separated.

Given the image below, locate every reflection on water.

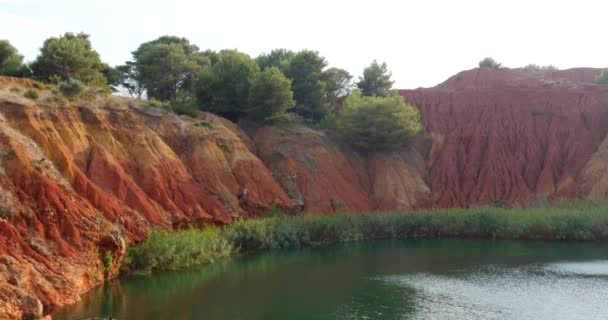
left=54, top=240, right=608, bottom=320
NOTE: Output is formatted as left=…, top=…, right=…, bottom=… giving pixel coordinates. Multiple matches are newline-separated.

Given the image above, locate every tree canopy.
left=195, top=50, right=259, bottom=120
left=284, top=50, right=330, bottom=121
left=322, top=67, right=353, bottom=105
left=356, top=60, right=394, bottom=97
left=256, top=49, right=295, bottom=72
left=130, top=36, right=208, bottom=101
left=30, top=32, right=106, bottom=85
left=336, top=92, right=421, bottom=152
left=478, top=57, right=502, bottom=69
left=247, top=67, right=295, bottom=122
left=0, top=40, right=26, bottom=77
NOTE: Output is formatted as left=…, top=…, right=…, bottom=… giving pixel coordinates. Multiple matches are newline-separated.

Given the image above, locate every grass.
left=125, top=204, right=608, bottom=273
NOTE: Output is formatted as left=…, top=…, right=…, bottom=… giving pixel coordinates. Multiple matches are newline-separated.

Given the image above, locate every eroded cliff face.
left=0, top=78, right=294, bottom=319
left=0, top=67, right=607, bottom=318
left=400, top=67, right=608, bottom=207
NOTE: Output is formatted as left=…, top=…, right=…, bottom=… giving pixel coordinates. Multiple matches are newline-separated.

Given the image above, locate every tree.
left=598, top=68, right=608, bottom=84
left=478, top=57, right=502, bottom=69
left=110, top=62, right=144, bottom=97
left=247, top=67, right=295, bottom=122
left=336, top=92, right=421, bottom=152
left=356, top=60, right=394, bottom=97
left=322, top=67, right=353, bottom=105
left=130, top=36, right=208, bottom=101
left=195, top=50, right=259, bottom=120
left=30, top=32, right=106, bottom=85
left=0, top=40, right=26, bottom=77
left=284, top=50, right=330, bottom=121
left=256, top=49, right=295, bottom=72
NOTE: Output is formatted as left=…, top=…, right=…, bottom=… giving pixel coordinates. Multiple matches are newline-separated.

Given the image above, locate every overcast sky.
left=1, top=0, right=606, bottom=88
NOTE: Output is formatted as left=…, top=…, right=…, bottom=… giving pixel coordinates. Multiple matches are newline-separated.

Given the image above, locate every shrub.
left=23, top=89, right=39, bottom=99
left=335, top=92, right=421, bottom=152
left=32, top=81, right=45, bottom=89
left=148, top=97, right=167, bottom=109
left=523, top=64, right=557, bottom=72
left=169, top=91, right=199, bottom=117
left=598, top=68, right=608, bottom=84
left=247, top=67, right=295, bottom=123
left=58, top=78, right=83, bottom=97
left=9, top=87, right=21, bottom=93
left=193, top=120, right=214, bottom=128
left=478, top=57, right=502, bottom=69
left=102, top=250, right=113, bottom=273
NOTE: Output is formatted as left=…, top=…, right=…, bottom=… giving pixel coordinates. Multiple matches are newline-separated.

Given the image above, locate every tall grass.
left=126, top=205, right=608, bottom=272
left=127, top=227, right=233, bottom=272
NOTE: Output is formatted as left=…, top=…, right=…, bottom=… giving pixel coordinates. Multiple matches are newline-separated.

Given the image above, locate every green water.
left=54, top=240, right=608, bottom=320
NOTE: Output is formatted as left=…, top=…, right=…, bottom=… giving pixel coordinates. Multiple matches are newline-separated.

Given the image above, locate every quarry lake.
left=54, top=240, right=608, bottom=320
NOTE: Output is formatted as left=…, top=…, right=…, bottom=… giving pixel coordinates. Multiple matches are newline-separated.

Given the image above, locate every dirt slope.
left=400, top=67, right=608, bottom=207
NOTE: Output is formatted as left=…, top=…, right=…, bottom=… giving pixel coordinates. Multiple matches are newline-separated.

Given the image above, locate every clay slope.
left=0, top=77, right=294, bottom=319
left=401, top=68, right=608, bottom=207
left=253, top=126, right=429, bottom=213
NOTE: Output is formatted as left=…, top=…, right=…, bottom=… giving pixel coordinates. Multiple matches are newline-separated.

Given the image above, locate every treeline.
left=0, top=33, right=421, bottom=152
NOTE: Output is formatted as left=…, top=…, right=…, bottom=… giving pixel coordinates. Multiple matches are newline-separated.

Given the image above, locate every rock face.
left=0, top=77, right=294, bottom=319
left=0, top=67, right=607, bottom=318
left=400, top=67, right=608, bottom=207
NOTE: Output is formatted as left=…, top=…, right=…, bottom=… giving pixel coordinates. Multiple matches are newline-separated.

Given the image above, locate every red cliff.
left=0, top=67, right=607, bottom=318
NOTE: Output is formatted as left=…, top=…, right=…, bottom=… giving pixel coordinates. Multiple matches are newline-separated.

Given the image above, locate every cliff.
left=0, top=67, right=607, bottom=318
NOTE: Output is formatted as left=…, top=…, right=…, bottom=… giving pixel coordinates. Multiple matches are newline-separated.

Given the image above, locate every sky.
left=0, top=0, right=606, bottom=88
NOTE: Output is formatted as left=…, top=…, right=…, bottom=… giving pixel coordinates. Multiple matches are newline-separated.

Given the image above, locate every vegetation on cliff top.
left=126, top=202, right=608, bottom=272
left=1, top=33, right=424, bottom=152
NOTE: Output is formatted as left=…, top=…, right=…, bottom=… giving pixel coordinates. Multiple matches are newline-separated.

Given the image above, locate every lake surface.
left=54, top=240, right=608, bottom=320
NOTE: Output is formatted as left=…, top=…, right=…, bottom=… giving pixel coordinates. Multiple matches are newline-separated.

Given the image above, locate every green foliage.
left=356, top=60, right=394, bottom=97
left=169, top=91, right=199, bottom=117
left=0, top=40, right=27, bottom=77
left=322, top=67, right=353, bottom=105
left=598, top=68, right=608, bottom=84
left=148, top=97, right=169, bottom=109
left=336, top=92, right=421, bottom=152
left=128, top=205, right=608, bottom=273
left=126, top=227, right=234, bottom=272
left=494, top=199, right=505, bottom=208
left=30, top=33, right=107, bottom=85
left=284, top=50, right=330, bottom=122
left=523, top=64, right=558, bottom=72
left=256, top=49, right=295, bottom=72
left=102, top=250, right=113, bottom=273
left=32, top=81, right=45, bottom=89
left=23, top=89, right=39, bottom=99
left=130, top=36, right=208, bottom=101
left=478, top=57, right=502, bottom=69
left=195, top=50, right=259, bottom=120
left=247, top=67, right=295, bottom=123
left=58, top=78, right=84, bottom=97
left=193, top=120, right=215, bottom=128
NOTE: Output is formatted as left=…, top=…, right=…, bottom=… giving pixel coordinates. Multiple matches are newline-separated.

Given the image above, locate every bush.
left=58, top=78, right=83, bottom=97
left=523, top=64, right=558, bottom=72
left=478, top=57, right=502, bottom=69
left=335, top=92, right=421, bottom=152
left=598, top=68, right=608, bottom=84
left=127, top=227, right=234, bottom=272
left=23, top=89, right=39, bottom=99
left=32, top=81, right=45, bottom=89
left=169, top=91, right=199, bottom=117
left=247, top=67, right=295, bottom=123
